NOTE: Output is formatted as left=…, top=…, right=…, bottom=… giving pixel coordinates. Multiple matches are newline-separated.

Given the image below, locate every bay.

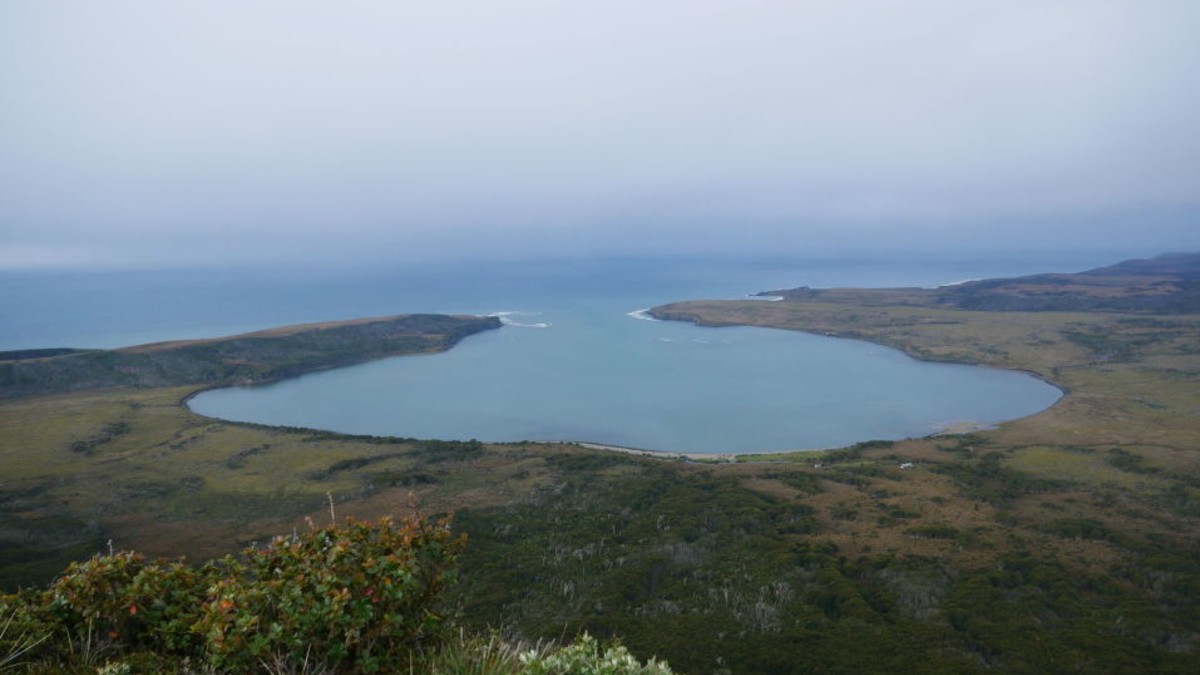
left=3, top=255, right=1095, bottom=453
left=150, top=256, right=1074, bottom=454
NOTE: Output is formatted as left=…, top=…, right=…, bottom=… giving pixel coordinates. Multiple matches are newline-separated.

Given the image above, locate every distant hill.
left=0, top=313, right=501, bottom=400
left=1082, top=252, right=1200, bottom=278
left=766, top=252, right=1200, bottom=313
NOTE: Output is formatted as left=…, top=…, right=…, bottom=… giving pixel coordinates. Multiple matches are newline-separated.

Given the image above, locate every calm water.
left=3, top=256, right=1084, bottom=453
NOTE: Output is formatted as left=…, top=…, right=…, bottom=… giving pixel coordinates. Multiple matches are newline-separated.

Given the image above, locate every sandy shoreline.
left=573, top=441, right=741, bottom=462
left=571, top=441, right=828, bottom=462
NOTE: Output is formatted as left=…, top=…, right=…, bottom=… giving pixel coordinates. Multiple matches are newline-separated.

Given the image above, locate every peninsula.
left=0, top=313, right=501, bottom=400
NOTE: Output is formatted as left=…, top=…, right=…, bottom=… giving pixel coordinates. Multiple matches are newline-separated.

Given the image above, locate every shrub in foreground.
left=519, top=632, right=673, bottom=675
left=421, top=630, right=674, bottom=675
left=196, top=514, right=464, bottom=672
left=47, top=551, right=225, bottom=657
left=2, top=514, right=463, bottom=673
left=2, top=514, right=673, bottom=673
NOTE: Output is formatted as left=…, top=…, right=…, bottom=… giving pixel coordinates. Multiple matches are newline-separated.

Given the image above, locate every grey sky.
left=1, top=1, right=1197, bottom=268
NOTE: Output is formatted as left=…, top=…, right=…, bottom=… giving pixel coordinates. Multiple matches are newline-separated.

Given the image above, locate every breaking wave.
left=490, top=311, right=551, bottom=328
left=627, top=308, right=660, bottom=321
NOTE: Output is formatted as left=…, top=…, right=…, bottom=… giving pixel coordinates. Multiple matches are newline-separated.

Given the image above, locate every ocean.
left=3, top=255, right=1096, bottom=453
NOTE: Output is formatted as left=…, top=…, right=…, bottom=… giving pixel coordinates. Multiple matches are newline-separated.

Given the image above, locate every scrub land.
left=2, top=254, right=1199, bottom=673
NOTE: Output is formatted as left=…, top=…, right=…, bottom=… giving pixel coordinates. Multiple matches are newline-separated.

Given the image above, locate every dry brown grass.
left=0, top=384, right=579, bottom=567
left=656, top=299, right=1200, bottom=450
left=647, top=297, right=1200, bottom=575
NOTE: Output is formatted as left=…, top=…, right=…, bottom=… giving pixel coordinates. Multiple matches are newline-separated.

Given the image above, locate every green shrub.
left=42, top=551, right=224, bottom=657
left=126, top=559, right=226, bottom=654
left=1, top=595, right=49, bottom=672
left=519, top=632, right=673, bottom=675
left=196, top=514, right=464, bottom=672
left=1039, top=518, right=1114, bottom=541
left=3, top=514, right=465, bottom=672
left=905, top=525, right=960, bottom=540
left=46, top=551, right=145, bottom=648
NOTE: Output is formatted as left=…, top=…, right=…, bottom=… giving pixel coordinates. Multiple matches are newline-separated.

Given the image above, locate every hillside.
left=760, top=252, right=1200, bottom=313
left=3, top=255, right=1200, bottom=673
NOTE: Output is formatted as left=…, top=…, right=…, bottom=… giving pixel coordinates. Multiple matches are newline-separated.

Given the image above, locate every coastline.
left=647, top=303, right=1070, bottom=414
left=118, top=313, right=449, bottom=353
left=185, top=306, right=1062, bottom=460
left=1, top=313, right=503, bottom=401
left=574, top=441, right=741, bottom=462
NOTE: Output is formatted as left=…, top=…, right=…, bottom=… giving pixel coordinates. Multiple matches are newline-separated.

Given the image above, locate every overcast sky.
left=1, top=1, right=1197, bottom=269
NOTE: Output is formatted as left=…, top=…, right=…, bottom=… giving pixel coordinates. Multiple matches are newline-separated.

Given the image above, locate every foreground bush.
left=2, top=514, right=463, bottom=673
left=197, top=515, right=463, bottom=672
left=519, top=632, right=673, bottom=675
left=1, top=513, right=674, bottom=673
left=45, top=551, right=226, bottom=658
left=420, top=631, right=674, bottom=675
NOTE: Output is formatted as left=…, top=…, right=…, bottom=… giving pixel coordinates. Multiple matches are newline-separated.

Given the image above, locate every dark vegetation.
left=0, top=314, right=500, bottom=400
left=0, top=349, right=84, bottom=362
left=2, top=516, right=674, bottom=674
left=2, top=516, right=463, bottom=672
left=756, top=252, right=1200, bottom=314
left=452, top=448, right=1199, bottom=673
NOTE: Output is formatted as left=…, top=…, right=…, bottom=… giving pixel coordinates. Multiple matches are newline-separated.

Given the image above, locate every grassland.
left=3, top=258, right=1200, bottom=673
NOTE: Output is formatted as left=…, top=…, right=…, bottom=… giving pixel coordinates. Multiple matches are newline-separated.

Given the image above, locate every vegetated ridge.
left=0, top=313, right=501, bottom=400
left=754, top=251, right=1200, bottom=313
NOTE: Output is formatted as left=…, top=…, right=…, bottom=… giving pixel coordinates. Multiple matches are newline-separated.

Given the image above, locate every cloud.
left=1, top=1, right=1197, bottom=268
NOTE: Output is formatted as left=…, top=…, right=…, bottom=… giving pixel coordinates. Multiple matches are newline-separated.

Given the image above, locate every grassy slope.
left=763, top=252, right=1200, bottom=314
left=634, top=294, right=1200, bottom=670
left=3, top=265, right=1200, bottom=672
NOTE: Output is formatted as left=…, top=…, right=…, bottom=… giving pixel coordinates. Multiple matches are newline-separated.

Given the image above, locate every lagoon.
left=1, top=256, right=1083, bottom=453
left=171, top=257, right=1068, bottom=454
